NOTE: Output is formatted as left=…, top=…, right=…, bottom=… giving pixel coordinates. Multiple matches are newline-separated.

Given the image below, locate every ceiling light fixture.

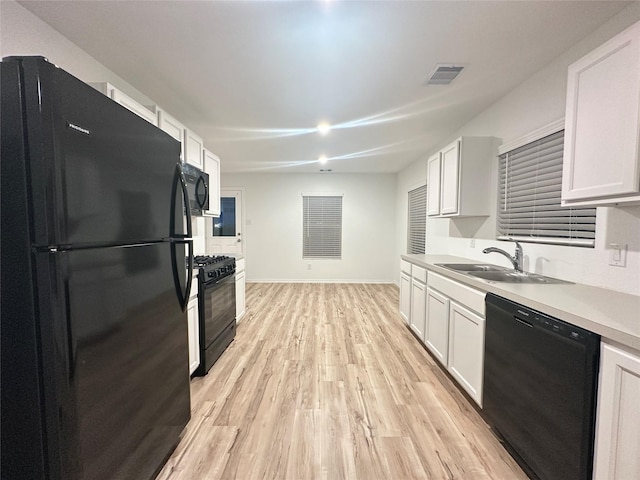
left=319, top=155, right=328, bottom=164
left=317, top=122, right=331, bottom=135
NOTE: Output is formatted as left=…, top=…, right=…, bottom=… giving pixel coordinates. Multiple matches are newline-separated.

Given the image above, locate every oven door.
left=200, top=272, right=236, bottom=350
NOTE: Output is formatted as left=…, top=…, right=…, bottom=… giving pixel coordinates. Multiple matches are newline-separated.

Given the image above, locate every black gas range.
left=192, top=255, right=236, bottom=376
left=194, top=255, right=236, bottom=282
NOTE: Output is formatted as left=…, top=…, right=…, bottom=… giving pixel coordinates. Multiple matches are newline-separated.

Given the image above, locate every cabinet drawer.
left=428, top=272, right=485, bottom=316
left=236, top=257, right=245, bottom=273
left=401, top=259, right=412, bottom=275
left=412, top=265, right=427, bottom=284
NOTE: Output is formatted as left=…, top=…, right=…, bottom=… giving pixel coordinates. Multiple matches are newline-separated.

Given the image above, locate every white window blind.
left=407, top=185, right=427, bottom=254
left=498, top=130, right=596, bottom=247
left=302, top=195, right=342, bottom=259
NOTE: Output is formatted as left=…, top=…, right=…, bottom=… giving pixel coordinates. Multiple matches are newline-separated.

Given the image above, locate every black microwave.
left=182, top=163, right=209, bottom=215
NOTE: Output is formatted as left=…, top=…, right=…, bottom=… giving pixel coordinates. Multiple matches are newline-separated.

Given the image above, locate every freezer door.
left=13, top=57, right=188, bottom=247
left=41, top=243, right=191, bottom=480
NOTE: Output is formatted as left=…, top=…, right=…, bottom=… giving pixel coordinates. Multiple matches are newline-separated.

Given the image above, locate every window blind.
left=407, top=185, right=427, bottom=254
left=302, top=195, right=342, bottom=259
left=498, top=130, right=596, bottom=247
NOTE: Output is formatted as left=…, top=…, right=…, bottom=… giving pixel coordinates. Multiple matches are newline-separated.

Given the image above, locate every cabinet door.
left=593, top=343, right=640, bottom=480
left=425, top=287, right=450, bottom=365
left=236, top=271, right=246, bottom=321
left=410, top=279, right=427, bottom=341
left=203, top=149, right=221, bottom=217
left=184, top=129, right=204, bottom=169
left=110, top=89, right=156, bottom=125
left=447, top=302, right=485, bottom=406
left=427, top=153, right=441, bottom=216
left=399, top=272, right=411, bottom=324
left=440, top=140, right=460, bottom=214
left=187, top=297, right=200, bottom=376
left=157, top=110, right=185, bottom=161
left=563, top=21, right=640, bottom=203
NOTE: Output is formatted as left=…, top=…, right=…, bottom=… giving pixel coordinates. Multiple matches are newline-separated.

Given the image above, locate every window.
left=212, top=197, right=236, bottom=236
left=302, top=195, right=342, bottom=259
left=407, top=184, right=427, bottom=254
left=498, top=129, right=596, bottom=247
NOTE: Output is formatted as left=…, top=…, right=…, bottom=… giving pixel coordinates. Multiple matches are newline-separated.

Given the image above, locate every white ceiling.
left=18, top=0, right=629, bottom=174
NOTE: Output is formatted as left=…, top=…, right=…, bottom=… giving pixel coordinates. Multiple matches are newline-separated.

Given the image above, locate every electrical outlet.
left=470, top=238, right=475, bottom=248
left=307, top=263, right=312, bottom=270
left=608, top=243, right=628, bottom=267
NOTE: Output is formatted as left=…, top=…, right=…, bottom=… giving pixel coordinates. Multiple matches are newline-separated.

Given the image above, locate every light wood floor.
left=157, top=283, right=527, bottom=480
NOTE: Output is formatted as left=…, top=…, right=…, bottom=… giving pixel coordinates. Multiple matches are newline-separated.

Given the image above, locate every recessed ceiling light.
left=317, top=122, right=331, bottom=135
left=319, top=155, right=328, bottom=164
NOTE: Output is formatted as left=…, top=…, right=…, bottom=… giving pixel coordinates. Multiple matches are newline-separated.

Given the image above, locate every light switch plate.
left=608, top=243, right=628, bottom=267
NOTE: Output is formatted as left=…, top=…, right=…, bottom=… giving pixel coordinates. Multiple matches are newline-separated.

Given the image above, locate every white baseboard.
left=247, top=279, right=395, bottom=284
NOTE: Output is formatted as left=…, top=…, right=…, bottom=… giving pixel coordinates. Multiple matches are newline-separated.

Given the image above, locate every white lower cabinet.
left=186, top=296, right=200, bottom=376
left=447, top=302, right=485, bottom=406
left=236, top=258, right=246, bottom=321
left=425, top=287, right=450, bottom=366
left=410, top=278, right=427, bottom=340
left=400, top=260, right=487, bottom=407
left=593, top=342, right=640, bottom=479
left=399, top=272, right=411, bottom=325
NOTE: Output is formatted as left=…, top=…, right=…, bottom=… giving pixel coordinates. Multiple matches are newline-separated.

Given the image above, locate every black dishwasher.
left=483, top=293, right=600, bottom=480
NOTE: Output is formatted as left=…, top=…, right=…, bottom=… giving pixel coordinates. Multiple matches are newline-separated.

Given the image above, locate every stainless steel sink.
left=436, top=263, right=510, bottom=273
left=467, top=270, right=572, bottom=284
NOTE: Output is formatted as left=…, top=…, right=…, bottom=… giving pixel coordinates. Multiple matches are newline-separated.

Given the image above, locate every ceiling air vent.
left=426, top=65, right=464, bottom=86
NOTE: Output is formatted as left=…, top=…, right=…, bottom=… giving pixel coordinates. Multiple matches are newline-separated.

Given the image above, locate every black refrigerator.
left=1, top=56, right=193, bottom=480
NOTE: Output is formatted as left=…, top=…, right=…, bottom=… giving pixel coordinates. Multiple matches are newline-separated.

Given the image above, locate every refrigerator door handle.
left=171, top=163, right=192, bottom=238
left=171, top=240, right=193, bottom=312
left=196, top=174, right=209, bottom=210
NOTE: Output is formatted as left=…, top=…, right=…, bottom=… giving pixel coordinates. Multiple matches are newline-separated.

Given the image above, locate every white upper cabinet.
left=157, top=110, right=186, bottom=161
left=203, top=149, right=221, bottom=217
left=562, top=20, right=640, bottom=206
left=440, top=141, right=460, bottom=215
left=184, top=129, right=204, bottom=169
left=427, top=137, right=496, bottom=217
left=91, top=82, right=156, bottom=125
left=427, top=153, right=442, bottom=216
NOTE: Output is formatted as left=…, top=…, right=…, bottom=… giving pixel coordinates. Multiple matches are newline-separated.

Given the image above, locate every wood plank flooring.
left=157, top=283, right=527, bottom=480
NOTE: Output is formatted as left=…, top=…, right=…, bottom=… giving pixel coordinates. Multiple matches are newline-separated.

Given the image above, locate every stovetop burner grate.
left=194, top=255, right=231, bottom=266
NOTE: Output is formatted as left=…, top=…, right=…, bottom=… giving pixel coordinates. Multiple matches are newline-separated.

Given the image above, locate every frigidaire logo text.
left=68, top=123, right=90, bottom=135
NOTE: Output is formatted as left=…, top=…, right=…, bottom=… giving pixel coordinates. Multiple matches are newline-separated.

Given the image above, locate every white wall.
left=0, top=1, right=153, bottom=107
left=220, top=173, right=396, bottom=283
left=396, top=3, right=640, bottom=296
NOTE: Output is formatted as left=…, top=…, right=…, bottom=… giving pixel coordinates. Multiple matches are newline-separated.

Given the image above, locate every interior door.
left=210, top=189, right=243, bottom=255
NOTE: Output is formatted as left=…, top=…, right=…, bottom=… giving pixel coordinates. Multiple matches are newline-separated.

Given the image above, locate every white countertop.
left=402, top=254, right=640, bottom=352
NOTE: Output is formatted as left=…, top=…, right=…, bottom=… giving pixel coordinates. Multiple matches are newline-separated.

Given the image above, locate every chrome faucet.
left=483, top=239, right=524, bottom=272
